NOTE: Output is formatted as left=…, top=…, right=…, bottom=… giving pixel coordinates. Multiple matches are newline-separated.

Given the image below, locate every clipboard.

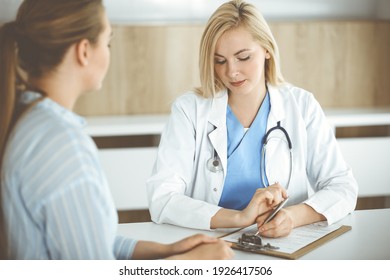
left=221, top=224, right=352, bottom=260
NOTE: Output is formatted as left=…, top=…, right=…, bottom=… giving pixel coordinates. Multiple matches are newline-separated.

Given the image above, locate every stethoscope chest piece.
left=207, top=155, right=223, bottom=172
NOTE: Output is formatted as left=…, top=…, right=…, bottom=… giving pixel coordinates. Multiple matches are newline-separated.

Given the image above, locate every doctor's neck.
left=228, top=81, right=267, bottom=107
left=228, top=85, right=267, bottom=128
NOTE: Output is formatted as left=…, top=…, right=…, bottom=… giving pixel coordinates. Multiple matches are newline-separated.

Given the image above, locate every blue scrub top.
left=218, top=92, right=270, bottom=210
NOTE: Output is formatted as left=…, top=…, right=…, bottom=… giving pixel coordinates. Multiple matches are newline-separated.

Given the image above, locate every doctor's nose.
left=226, top=63, right=240, bottom=79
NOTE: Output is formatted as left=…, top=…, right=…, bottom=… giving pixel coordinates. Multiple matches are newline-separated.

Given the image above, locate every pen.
left=255, top=197, right=289, bottom=236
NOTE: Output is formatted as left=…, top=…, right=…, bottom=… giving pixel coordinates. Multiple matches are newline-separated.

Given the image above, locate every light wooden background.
left=74, top=20, right=390, bottom=116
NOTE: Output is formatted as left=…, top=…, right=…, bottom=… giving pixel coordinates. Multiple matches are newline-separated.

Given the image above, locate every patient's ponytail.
left=0, top=21, right=19, bottom=173
left=0, top=22, right=19, bottom=258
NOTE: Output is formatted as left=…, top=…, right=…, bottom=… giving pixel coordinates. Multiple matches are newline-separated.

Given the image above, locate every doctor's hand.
left=255, top=207, right=294, bottom=238
left=210, top=183, right=287, bottom=229
left=256, top=203, right=327, bottom=238
left=241, top=183, right=288, bottom=227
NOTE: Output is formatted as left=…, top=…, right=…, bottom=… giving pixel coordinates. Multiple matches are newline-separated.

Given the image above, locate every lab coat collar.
left=208, top=85, right=286, bottom=126
left=208, top=89, right=228, bottom=173
left=267, top=84, right=286, bottom=124
left=208, top=89, right=228, bottom=128
left=206, top=85, right=286, bottom=171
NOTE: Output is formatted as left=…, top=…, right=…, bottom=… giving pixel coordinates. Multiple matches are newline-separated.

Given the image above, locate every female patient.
left=0, top=0, right=233, bottom=260
left=147, top=0, right=358, bottom=236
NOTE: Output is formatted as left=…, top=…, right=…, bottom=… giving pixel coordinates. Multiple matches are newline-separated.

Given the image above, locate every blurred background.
left=2, top=0, right=389, bottom=115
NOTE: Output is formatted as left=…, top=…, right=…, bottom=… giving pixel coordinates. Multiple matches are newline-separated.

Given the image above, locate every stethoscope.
left=207, top=121, right=293, bottom=189
left=260, top=121, right=293, bottom=189
left=207, top=149, right=223, bottom=172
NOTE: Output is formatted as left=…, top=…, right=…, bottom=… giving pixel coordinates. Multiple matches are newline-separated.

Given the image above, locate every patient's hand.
left=166, top=234, right=234, bottom=260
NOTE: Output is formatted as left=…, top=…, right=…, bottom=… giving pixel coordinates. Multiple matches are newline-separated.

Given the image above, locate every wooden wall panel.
left=375, top=22, right=390, bottom=106
left=271, top=21, right=389, bottom=108
left=74, top=21, right=390, bottom=116
left=75, top=25, right=204, bottom=115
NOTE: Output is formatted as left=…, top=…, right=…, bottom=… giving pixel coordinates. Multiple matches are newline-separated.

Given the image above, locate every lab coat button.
left=213, top=188, right=217, bottom=192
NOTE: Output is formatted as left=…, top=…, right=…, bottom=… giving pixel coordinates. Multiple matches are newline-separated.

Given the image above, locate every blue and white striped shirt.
left=1, top=92, right=137, bottom=259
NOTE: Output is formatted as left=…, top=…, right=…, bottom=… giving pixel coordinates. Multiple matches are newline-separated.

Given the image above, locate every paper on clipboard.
left=221, top=223, right=351, bottom=259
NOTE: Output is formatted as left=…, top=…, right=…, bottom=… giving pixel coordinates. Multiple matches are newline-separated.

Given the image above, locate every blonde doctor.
left=146, top=0, right=358, bottom=238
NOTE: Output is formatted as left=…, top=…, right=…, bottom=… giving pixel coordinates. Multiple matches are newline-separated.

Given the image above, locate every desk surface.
left=117, top=209, right=390, bottom=260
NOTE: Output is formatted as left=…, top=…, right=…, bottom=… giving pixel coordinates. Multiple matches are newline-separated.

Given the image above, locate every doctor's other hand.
left=255, top=207, right=294, bottom=238
left=241, top=182, right=288, bottom=226
left=256, top=203, right=327, bottom=238
left=166, top=234, right=234, bottom=260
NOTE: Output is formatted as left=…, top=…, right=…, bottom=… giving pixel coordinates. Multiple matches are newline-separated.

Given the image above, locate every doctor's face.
left=214, top=26, right=269, bottom=97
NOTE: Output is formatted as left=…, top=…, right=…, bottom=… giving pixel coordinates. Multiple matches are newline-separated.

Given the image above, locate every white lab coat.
left=146, top=84, right=358, bottom=230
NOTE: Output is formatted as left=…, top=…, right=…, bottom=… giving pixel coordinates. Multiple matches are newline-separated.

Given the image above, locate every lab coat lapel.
left=206, top=86, right=286, bottom=176
left=208, top=90, right=228, bottom=174
left=267, top=84, right=286, bottom=126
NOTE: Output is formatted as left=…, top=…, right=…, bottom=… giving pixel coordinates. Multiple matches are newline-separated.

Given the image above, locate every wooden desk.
left=117, top=209, right=390, bottom=260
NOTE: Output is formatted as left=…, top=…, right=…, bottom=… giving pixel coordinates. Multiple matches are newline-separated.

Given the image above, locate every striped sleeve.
left=42, top=178, right=117, bottom=259
left=114, top=235, right=137, bottom=260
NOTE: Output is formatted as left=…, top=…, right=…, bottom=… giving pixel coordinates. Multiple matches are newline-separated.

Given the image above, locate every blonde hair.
left=197, top=0, right=284, bottom=98
left=0, top=0, right=104, bottom=258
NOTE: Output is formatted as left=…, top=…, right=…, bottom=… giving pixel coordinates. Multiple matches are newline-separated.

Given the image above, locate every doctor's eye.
left=238, top=55, right=250, bottom=62
left=215, top=58, right=226, bottom=65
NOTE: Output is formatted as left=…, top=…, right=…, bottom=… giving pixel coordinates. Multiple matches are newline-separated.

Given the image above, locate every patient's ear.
left=75, top=39, right=90, bottom=67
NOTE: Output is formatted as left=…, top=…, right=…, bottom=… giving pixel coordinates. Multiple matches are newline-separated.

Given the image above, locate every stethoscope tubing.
left=261, top=121, right=293, bottom=189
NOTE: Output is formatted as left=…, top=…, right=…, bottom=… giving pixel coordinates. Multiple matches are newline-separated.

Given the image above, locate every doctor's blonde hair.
left=196, top=0, right=284, bottom=98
